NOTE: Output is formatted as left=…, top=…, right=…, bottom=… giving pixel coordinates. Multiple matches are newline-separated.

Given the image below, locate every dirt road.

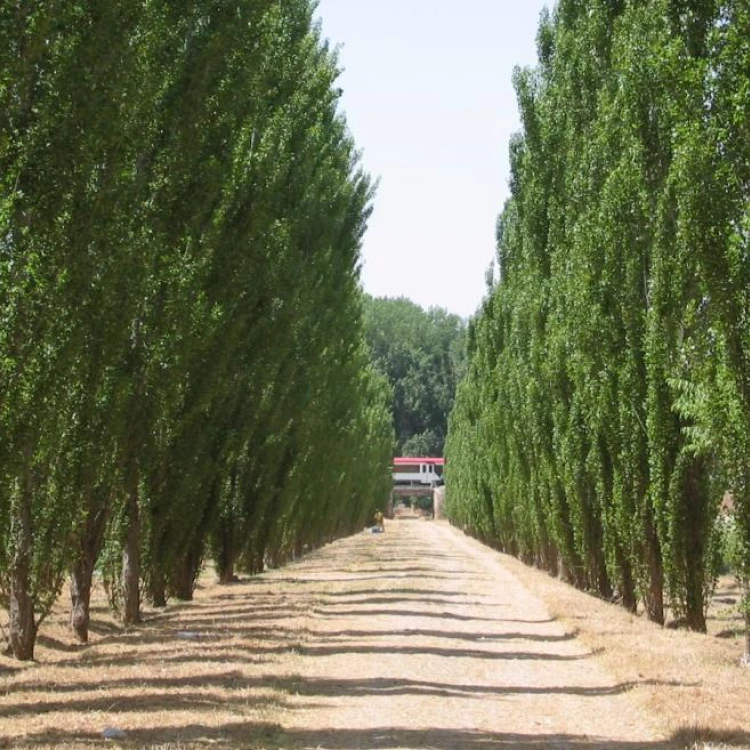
left=261, top=519, right=665, bottom=750
left=4, top=519, right=674, bottom=750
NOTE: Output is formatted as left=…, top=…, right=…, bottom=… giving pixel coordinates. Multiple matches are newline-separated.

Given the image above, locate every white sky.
left=315, top=1, right=552, bottom=319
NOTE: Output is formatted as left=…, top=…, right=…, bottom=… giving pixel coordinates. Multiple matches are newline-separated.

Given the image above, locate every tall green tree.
left=1, top=0, right=393, bottom=659
left=363, top=296, right=466, bottom=456
left=447, top=0, right=749, bottom=650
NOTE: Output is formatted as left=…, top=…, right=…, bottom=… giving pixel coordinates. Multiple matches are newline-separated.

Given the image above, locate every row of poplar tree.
left=446, top=0, right=750, bottom=654
left=0, top=1, right=394, bottom=661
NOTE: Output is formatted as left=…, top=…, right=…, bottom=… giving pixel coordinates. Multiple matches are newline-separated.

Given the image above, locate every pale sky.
left=315, top=1, right=552, bottom=319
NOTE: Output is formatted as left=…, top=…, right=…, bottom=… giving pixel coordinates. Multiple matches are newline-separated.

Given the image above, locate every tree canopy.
left=446, top=0, right=750, bottom=659
left=0, top=0, right=393, bottom=660
left=363, top=295, right=466, bottom=457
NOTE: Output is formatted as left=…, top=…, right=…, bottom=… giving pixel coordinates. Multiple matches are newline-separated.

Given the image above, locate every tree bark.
left=8, top=566, right=36, bottom=661
left=743, top=579, right=750, bottom=666
left=149, top=566, right=167, bottom=608
left=542, top=539, right=559, bottom=577
left=121, top=463, right=141, bottom=626
left=171, top=538, right=203, bottom=600
left=216, top=518, right=237, bottom=584
left=643, top=510, right=665, bottom=625
left=218, top=560, right=236, bottom=585
left=70, top=502, right=110, bottom=642
left=8, top=459, right=37, bottom=660
left=617, top=551, right=637, bottom=614
left=69, top=558, right=93, bottom=643
left=683, top=457, right=708, bottom=633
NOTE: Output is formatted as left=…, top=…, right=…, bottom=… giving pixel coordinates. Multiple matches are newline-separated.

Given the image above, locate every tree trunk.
left=618, top=552, right=637, bottom=614
left=585, top=504, right=612, bottom=598
left=70, top=558, right=93, bottom=643
left=219, top=560, right=236, bottom=585
left=171, top=539, right=203, bottom=600
left=149, top=566, right=167, bottom=608
left=591, top=548, right=613, bottom=599
left=216, top=518, right=237, bottom=584
left=9, top=567, right=36, bottom=661
left=121, top=464, right=141, bottom=626
left=172, top=561, right=193, bottom=601
left=683, top=457, right=708, bottom=633
left=246, top=546, right=264, bottom=575
left=643, top=511, right=665, bottom=625
left=8, top=460, right=37, bottom=660
left=543, top=540, right=559, bottom=578
left=743, top=579, right=750, bottom=666
left=70, top=502, right=110, bottom=643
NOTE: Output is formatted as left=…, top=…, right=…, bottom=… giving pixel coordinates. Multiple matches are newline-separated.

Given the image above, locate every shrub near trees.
left=0, top=1, right=393, bottom=660
left=446, top=0, right=750, bottom=659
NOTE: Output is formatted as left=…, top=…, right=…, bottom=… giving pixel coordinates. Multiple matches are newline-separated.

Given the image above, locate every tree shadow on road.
left=270, top=726, right=690, bottom=750
left=287, top=642, right=599, bottom=661
left=21, top=721, right=734, bottom=750
left=314, top=627, right=574, bottom=643
left=313, top=606, right=521, bottom=623
left=319, top=594, right=506, bottom=608
left=320, top=587, right=470, bottom=597
left=275, top=674, right=682, bottom=700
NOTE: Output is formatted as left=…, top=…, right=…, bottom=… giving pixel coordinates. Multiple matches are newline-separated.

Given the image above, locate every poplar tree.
left=446, top=0, right=750, bottom=651
left=1, top=0, right=393, bottom=659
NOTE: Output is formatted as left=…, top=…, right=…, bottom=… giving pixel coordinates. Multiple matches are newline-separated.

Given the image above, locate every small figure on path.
left=374, top=510, right=385, bottom=532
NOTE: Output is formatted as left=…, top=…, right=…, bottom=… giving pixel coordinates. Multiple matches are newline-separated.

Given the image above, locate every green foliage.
left=447, top=0, right=750, bottom=644
left=715, top=513, right=744, bottom=577
left=0, top=0, right=393, bottom=657
left=363, top=295, right=466, bottom=457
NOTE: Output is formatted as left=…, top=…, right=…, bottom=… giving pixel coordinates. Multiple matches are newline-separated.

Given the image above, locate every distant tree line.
left=363, top=295, right=466, bottom=457
left=0, top=1, right=393, bottom=660
left=446, top=0, right=750, bottom=658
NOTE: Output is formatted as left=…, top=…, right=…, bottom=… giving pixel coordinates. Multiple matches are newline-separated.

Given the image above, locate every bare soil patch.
left=1, top=520, right=748, bottom=750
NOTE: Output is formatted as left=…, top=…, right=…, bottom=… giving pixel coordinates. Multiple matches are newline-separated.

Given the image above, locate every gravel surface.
left=1, top=518, right=675, bottom=750
left=266, top=519, right=666, bottom=750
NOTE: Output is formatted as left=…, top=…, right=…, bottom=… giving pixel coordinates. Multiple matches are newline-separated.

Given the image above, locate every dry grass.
left=493, top=548, right=750, bottom=750
left=0, top=572, right=308, bottom=749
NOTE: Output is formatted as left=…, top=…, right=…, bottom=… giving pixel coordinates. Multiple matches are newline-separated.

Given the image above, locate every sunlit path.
left=264, top=519, right=663, bottom=750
